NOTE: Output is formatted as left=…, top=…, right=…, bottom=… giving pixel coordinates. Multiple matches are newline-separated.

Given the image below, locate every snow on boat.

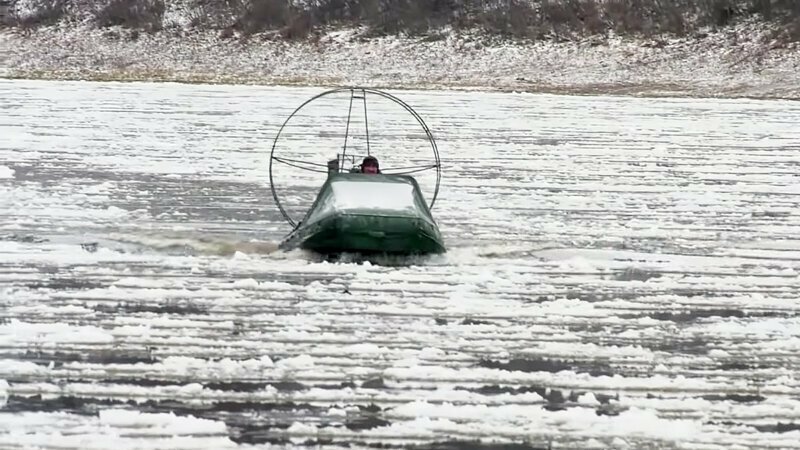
left=269, top=88, right=445, bottom=255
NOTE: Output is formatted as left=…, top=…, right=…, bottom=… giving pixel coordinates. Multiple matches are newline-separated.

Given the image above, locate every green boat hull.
left=280, top=173, right=445, bottom=255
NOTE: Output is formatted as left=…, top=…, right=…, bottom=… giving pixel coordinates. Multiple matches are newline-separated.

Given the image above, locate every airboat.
left=269, top=88, right=445, bottom=255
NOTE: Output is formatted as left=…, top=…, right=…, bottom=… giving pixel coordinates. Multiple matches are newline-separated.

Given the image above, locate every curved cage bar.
left=269, top=87, right=441, bottom=228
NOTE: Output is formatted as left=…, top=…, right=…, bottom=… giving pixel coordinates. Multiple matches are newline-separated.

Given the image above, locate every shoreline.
left=3, top=24, right=800, bottom=100
left=6, top=72, right=784, bottom=102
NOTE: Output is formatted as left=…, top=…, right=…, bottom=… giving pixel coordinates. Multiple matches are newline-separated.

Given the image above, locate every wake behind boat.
left=269, top=88, right=446, bottom=255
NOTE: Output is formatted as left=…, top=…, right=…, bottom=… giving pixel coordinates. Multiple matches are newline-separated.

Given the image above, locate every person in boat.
left=361, top=156, right=381, bottom=174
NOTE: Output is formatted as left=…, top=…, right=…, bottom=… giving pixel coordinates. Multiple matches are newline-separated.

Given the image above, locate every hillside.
left=2, top=0, right=800, bottom=98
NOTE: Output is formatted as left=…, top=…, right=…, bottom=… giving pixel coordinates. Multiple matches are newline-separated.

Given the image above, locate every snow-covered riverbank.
left=2, top=21, right=800, bottom=99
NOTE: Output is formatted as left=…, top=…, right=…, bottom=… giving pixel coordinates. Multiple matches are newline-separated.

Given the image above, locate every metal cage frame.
left=269, top=87, right=442, bottom=228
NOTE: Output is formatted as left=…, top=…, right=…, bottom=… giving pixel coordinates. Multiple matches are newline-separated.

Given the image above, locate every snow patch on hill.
left=2, top=20, right=799, bottom=98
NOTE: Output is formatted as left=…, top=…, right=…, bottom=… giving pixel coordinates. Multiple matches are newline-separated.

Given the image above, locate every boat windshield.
left=304, top=177, right=424, bottom=226
left=330, top=179, right=416, bottom=211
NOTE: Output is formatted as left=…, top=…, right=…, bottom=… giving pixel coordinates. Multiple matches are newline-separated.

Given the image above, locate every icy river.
left=1, top=79, right=800, bottom=449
